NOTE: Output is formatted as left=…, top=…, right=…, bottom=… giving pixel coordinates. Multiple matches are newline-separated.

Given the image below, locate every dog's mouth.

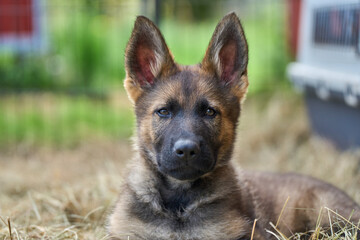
left=157, top=153, right=216, bottom=181
left=159, top=165, right=210, bottom=181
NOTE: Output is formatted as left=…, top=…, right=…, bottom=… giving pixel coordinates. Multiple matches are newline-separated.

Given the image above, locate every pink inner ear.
left=136, top=45, right=155, bottom=85
left=219, top=40, right=237, bottom=83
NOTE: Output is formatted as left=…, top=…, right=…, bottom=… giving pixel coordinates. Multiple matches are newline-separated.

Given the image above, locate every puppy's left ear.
left=202, top=12, right=249, bottom=100
left=124, top=16, right=177, bottom=104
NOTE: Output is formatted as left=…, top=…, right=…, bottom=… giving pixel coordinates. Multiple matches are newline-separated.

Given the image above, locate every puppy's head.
left=124, top=13, right=248, bottom=181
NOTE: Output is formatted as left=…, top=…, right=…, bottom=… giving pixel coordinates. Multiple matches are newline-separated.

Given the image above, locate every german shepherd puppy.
left=108, top=13, right=360, bottom=240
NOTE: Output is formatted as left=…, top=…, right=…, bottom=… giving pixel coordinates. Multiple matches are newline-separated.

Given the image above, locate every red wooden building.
left=0, top=0, right=46, bottom=53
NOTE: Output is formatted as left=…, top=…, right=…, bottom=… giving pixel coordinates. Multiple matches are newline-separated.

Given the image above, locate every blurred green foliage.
left=0, top=0, right=290, bottom=147
left=0, top=2, right=132, bottom=94
left=0, top=55, right=55, bottom=90
left=0, top=1, right=289, bottom=94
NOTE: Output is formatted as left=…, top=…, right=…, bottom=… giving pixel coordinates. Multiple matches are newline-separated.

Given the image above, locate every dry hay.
left=1, top=93, right=359, bottom=239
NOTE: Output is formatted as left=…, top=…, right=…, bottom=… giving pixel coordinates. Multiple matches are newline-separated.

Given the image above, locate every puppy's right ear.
left=201, top=13, right=249, bottom=101
left=124, top=16, right=177, bottom=103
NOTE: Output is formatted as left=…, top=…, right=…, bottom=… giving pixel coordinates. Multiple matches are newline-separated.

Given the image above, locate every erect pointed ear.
left=201, top=12, right=249, bottom=99
left=124, top=16, right=177, bottom=103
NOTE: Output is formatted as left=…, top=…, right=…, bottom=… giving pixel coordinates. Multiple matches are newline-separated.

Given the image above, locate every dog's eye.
left=205, top=107, right=216, bottom=117
left=157, top=108, right=171, bottom=117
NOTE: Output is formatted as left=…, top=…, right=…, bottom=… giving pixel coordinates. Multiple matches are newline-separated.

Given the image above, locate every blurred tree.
left=142, top=0, right=222, bottom=24
left=84, top=0, right=99, bottom=13
left=155, top=0, right=161, bottom=25
left=187, top=0, right=219, bottom=21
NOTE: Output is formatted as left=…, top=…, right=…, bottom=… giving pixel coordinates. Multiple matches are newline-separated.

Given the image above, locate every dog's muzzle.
left=158, top=138, right=215, bottom=181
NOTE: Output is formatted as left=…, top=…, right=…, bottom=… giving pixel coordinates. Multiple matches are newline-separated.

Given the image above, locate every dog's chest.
left=125, top=197, right=250, bottom=240
left=129, top=212, right=248, bottom=240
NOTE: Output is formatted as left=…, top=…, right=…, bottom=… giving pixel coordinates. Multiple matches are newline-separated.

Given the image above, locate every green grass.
left=0, top=94, right=134, bottom=148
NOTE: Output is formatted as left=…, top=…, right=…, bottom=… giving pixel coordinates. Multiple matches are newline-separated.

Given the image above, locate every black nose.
left=173, top=139, right=200, bottom=160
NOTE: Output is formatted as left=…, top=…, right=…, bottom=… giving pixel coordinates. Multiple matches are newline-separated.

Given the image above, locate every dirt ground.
left=1, top=92, right=360, bottom=239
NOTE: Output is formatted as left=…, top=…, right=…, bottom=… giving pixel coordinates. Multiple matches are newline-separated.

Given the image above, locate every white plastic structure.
left=287, top=0, right=360, bottom=107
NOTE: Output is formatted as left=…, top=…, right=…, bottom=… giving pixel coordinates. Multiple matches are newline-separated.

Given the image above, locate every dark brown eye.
left=157, top=108, right=170, bottom=117
left=205, top=107, right=216, bottom=117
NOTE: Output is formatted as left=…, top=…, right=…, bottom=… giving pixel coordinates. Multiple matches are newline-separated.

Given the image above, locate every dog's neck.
left=127, top=153, right=241, bottom=215
left=157, top=173, right=207, bottom=213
